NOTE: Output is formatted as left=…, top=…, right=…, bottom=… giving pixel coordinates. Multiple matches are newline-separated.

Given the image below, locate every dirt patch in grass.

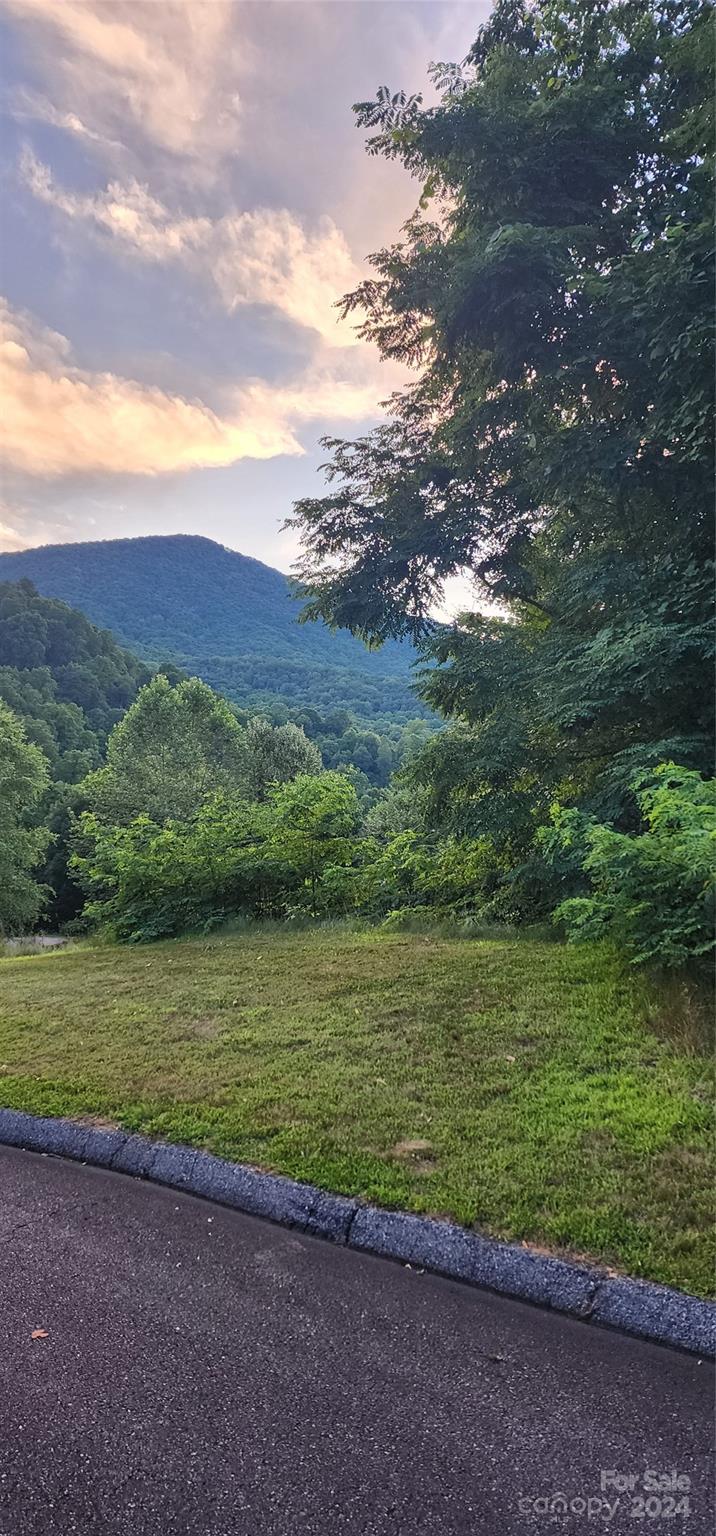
left=181, top=1017, right=223, bottom=1041
left=73, top=1114, right=121, bottom=1132
left=392, top=1138, right=437, bottom=1174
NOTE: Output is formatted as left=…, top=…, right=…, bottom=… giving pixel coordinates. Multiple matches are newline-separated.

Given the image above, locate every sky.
left=0, top=0, right=488, bottom=614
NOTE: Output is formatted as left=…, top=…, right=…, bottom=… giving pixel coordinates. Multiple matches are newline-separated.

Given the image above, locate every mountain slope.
left=0, top=578, right=152, bottom=778
left=0, top=536, right=426, bottom=724
left=0, top=578, right=159, bottom=924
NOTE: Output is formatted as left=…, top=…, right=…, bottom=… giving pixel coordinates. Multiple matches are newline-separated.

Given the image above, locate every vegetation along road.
left=1, top=928, right=712, bottom=1298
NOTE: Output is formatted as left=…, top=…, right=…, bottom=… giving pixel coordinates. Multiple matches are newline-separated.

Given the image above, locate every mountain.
left=0, top=578, right=152, bottom=779
left=0, top=536, right=427, bottom=725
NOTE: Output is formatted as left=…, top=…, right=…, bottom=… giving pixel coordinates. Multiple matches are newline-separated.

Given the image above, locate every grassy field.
left=0, top=928, right=712, bottom=1296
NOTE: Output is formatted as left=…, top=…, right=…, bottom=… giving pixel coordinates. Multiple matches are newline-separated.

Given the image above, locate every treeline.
left=0, top=533, right=428, bottom=727
left=0, top=581, right=434, bottom=925
left=0, top=579, right=153, bottom=775
left=240, top=703, right=434, bottom=788
left=0, top=586, right=438, bottom=932
left=0, top=580, right=161, bottom=925
left=190, top=653, right=434, bottom=730
left=3, top=668, right=714, bottom=969
left=0, top=578, right=433, bottom=789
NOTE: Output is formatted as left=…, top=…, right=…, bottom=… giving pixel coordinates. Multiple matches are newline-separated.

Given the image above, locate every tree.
left=0, top=700, right=51, bottom=933
left=242, top=716, right=322, bottom=800
left=290, top=0, right=714, bottom=876
left=83, top=675, right=248, bottom=826
left=364, top=780, right=429, bottom=839
left=0, top=580, right=153, bottom=923
left=72, top=796, right=283, bottom=942
left=270, top=772, right=360, bottom=915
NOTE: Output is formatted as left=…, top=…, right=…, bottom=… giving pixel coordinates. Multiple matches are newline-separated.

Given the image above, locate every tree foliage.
left=550, top=765, right=716, bottom=967
left=73, top=773, right=362, bottom=939
left=0, top=580, right=151, bottom=776
left=72, top=800, right=282, bottom=943
left=0, top=579, right=154, bottom=923
left=0, top=535, right=425, bottom=730
left=83, top=675, right=248, bottom=827
left=289, top=0, right=714, bottom=951
left=241, top=716, right=322, bottom=800
left=270, top=772, right=361, bottom=915
left=0, top=700, right=51, bottom=934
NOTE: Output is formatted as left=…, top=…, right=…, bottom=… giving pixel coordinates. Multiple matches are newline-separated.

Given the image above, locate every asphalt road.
left=0, top=1146, right=712, bottom=1536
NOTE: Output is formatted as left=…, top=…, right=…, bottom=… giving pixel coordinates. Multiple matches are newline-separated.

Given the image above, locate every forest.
left=1, top=0, right=713, bottom=980
left=0, top=533, right=431, bottom=726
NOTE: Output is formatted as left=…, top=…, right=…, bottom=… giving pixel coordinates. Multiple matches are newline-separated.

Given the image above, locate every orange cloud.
left=0, top=300, right=395, bottom=480
left=0, top=300, right=299, bottom=478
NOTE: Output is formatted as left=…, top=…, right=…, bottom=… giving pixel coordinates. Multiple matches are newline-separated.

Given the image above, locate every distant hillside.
left=0, top=579, right=158, bottom=925
left=0, top=578, right=152, bottom=779
left=0, top=536, right=427, bottom=725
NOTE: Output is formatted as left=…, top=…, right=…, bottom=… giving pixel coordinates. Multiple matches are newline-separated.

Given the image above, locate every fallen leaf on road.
left=31, top=1329, right=49, bottom=1340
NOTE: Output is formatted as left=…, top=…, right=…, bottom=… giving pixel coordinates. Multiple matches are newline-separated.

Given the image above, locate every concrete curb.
left=1, top=1108, right=713, bottom=1357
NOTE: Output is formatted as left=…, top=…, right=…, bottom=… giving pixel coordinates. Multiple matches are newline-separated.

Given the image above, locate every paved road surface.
left=0, top=1146, right=712, bottom=1535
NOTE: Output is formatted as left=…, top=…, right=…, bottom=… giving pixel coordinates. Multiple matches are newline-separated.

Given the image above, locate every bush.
left=552, top=765, right=715, bottom=968
left=326, top=831, right=492, bottom=920
left=71, top=773, right=361, bottom=940
left=71, top=799, right=287, bottom=942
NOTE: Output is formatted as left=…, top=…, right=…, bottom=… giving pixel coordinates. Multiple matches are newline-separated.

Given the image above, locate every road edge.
left=1, top=1107, right=713, bottom=1357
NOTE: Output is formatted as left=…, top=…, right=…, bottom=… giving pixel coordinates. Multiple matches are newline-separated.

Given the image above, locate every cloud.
left=0, top=300, right=393, bottom=481
left=0, top=299, right=297, bottom=478
left=22, top=150, right=360, bottom=346
left=241, top=352, right=399, bottom=435
left=0, top=517, right=26, bottom=552
left=2, top=0, right=244, bottom=175
left=5, top=87, right=124, bottom=150
left=0, top=495, right=72, bottom=552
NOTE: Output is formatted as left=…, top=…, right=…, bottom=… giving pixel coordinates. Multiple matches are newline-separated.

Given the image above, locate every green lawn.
left=0, top=929, right=712, bottom=1295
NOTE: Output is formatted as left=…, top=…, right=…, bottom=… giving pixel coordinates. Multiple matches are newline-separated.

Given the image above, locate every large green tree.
left=83, top=675, right=248, bottom=827
left=290, top=0, right=714, bottom=878
left=270, top=772, right=360, bottom=915
left=0, top=700, right=51, bottom=934
left=0, top=579, right=154, bottom=923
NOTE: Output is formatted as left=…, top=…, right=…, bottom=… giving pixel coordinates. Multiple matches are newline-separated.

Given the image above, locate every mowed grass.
left=0, top=929, right=712, bottom=1296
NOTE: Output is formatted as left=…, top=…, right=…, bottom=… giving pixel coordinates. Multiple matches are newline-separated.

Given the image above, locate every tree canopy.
left=0, top=700, right=51, bottom=934
left=84, top=676, right=249, bottom=828
left=0, top=579, right=151, bottom=782
left=290, top=0, right=714, bottom=869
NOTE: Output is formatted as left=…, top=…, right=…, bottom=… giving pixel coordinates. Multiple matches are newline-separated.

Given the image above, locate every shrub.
left=552, top=765, right=715, bottom=968
left=71, top=798, right=287, bottom=942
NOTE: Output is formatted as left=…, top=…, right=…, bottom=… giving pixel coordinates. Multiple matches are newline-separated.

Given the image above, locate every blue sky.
left=0, top=0, right=486, bottom=607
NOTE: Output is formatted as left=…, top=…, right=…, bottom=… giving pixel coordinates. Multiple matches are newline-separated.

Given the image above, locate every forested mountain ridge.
left=0, top=579, right=153, bottom=779
left=0, top=577, right=433, bottom=926
left=0, top=579, right=161, bottom=925
left=0, top=535, right=427, bottom=725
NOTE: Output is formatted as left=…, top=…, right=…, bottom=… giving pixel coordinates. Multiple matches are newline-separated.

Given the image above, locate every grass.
left=0, top=928, right=712, bottom=1296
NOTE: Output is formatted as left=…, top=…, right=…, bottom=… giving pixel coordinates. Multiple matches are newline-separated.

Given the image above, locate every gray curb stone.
left=348, top=1207, right=598, bottom=1317
left=0, top=1108, right=713, bottom=1356
left=187, top=1150, right=359, bottom=1241
left=112, top=1133, right=159, bottom=1178
left=592, top=1275, right=716, bottom=1357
